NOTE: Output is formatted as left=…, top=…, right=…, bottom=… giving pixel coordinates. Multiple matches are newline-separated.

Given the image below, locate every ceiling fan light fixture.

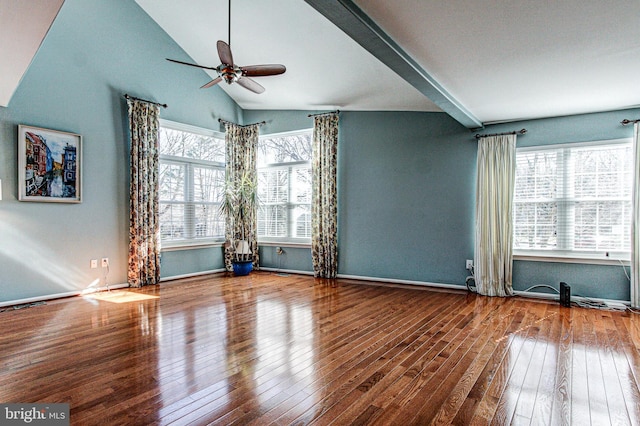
left=217, top=64, right=242, bottom=84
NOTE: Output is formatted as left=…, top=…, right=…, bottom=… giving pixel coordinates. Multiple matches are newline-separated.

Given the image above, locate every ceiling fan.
left=166, top=0, right=286, bottom=94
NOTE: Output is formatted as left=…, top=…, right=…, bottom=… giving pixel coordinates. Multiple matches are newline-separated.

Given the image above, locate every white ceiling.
left=135, top=0, right=440, bottom=114
left=353, top=0, right=640, bottom=124
left=3, top=0, right=640, bottom=127
left=135, top=0, right=640, bottom=126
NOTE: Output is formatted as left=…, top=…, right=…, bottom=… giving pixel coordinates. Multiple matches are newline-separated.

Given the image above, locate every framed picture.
left=18, top=125, right=82, bottom=203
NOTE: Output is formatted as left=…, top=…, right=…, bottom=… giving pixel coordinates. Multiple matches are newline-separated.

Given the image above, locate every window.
left=257, top=129, right=313, bottom=243
left=513, top=139, right=632, bottom=260
left=158, top=120, right=225, bottom=247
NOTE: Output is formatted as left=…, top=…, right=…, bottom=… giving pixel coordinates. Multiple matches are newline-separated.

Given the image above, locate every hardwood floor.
left=2, top=272, right=640, bottom=425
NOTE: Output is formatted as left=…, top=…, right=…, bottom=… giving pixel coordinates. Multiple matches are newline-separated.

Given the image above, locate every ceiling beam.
left=303, top=0, right=483, bottom=129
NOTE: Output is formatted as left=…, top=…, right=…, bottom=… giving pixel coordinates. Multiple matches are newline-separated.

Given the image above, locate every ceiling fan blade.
left=217, top=40, right=234, bottom=65
left=200, top=76, right=223, bottom=89
left=236, top=76, right=265, bottom=94
left=166, top=58, right=217, bottom=71
left=241, top=64, right=286, bottom=77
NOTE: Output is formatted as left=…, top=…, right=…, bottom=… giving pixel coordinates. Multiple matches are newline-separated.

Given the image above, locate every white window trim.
left=513, top=137, right=632, bottom=264
left=159, top=118, right=224, bottom=140
left=513, top=252, right=629, bottom=265
left=161, top=241, right=224, bottom=252
left=159, top=119, right=226, bottom=249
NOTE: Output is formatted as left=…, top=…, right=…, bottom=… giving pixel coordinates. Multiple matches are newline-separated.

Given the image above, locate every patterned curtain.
left=311, top=113, right=339, bottom=278
left=127, top=98, right=161, bottom=287
left=223, top=122, right=260, bottom=271
left=474, top=134, right=517, bottom=297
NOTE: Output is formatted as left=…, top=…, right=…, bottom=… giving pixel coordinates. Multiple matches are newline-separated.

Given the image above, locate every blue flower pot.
left=232, top=260, right=253, bottom=276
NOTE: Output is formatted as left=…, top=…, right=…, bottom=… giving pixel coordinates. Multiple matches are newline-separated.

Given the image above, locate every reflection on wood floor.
left=1, top=272, right=640, bottom=425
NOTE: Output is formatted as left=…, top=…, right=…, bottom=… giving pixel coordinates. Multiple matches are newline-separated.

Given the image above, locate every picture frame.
left=18, top=125, right=82, bottom=203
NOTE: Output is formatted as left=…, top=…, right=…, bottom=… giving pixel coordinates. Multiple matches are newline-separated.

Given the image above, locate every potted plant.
left=219, top=171, right=258, bottom=276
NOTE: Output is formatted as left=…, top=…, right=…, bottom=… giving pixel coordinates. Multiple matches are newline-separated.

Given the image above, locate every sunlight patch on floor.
left=83, top=290, right=159, bottom=304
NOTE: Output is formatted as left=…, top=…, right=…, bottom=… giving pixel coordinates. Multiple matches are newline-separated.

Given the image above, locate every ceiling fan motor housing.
left=218, top=64, right=242, bottom=84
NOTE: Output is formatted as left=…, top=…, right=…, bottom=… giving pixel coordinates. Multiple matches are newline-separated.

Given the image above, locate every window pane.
left=194, top=167, right=224, bottom=203
left=159, top=163, right=185, bottom=201
left=292, top=167, right=311, bottom=203
left=574, top=146, right=632, bottom=199
left=258, top=205, right=287, bottom=237
left=258, top=132, right=312, bottom=165
left=194, top=203, right=224, bottom=238
left=574, top=201, right=631, bottom=252
left=514, top=202, right=557, bottom=249
left=294, top=205, right=311, bottom=238
left=515, top=151, right=558, bottom=200
left=160, top=204, right=184, bottom=239
left=258, top=169, right=288, bottom=203
left=159, top=127, right=224, bottom=162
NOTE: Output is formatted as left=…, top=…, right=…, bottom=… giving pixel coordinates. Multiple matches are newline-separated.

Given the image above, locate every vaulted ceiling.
left=4, top=0, right=640, bottom=129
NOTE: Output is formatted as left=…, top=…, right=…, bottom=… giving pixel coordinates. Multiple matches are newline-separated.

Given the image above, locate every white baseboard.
left=260, top=267, right=315, bottom=276
left=0, top=283, right=129, bottom=308
left=511, top=290, right=630, bottom=307
left=337, top=273, right=466, bottom=291
left=260, top=269, right=467, bottom=291
left=262, top=270, right=632, bottom=308
left=9, top=269, right=622, bottom=311
left=160, top=268, right=226, bottom=282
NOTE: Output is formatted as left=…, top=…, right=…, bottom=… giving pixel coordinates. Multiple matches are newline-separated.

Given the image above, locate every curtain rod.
left=217, top=118, right=266, bottom=127
left=308, top=110, right=340, bottom=118
left=124, top=94, right=167, bottom=108
left=475, top=128, right=527, bottom=139
left=621, top=119, right=640, bottom=125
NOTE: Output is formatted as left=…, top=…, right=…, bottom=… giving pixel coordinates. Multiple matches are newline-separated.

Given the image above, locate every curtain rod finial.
left=621, top=119, right=639, bottom=125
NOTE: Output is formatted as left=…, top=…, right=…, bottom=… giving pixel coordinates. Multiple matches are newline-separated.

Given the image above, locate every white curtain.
left=631, top=123, right=640, bottom=308
left=474, top=134, right=517, bottom=297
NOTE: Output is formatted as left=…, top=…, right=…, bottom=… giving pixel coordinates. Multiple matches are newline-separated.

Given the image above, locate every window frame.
left=158, top=119, right=226, bottom=250
left=257, top=128, right=313, bottom=246
left=513, top=138, right=632, bottom=265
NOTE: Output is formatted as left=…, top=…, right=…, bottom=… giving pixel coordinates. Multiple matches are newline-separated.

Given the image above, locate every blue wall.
left=0, top=0, right=636, bottom=303
left=248, top=109, right=478, bottom=284
left=248, top=109, right=638, bottom=300
left=0, top=0, right=239, bottom=302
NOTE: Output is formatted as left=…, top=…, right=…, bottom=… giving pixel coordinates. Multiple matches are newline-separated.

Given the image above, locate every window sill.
left=513, top=252, right=629, bottom=266
left=259, top=241, right=311, bottom=249
left=161, top=241, right=224, bottom=252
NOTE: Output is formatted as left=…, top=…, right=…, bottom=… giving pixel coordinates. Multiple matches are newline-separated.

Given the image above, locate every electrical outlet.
left=90, top=259, right=98, bottom=269
left=101, top=258, right=109, bottom=268
left=466, top=259, right=473, bottom=270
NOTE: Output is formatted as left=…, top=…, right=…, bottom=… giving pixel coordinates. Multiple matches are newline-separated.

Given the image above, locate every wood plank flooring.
left=2, top=272, right=640, bottom=425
